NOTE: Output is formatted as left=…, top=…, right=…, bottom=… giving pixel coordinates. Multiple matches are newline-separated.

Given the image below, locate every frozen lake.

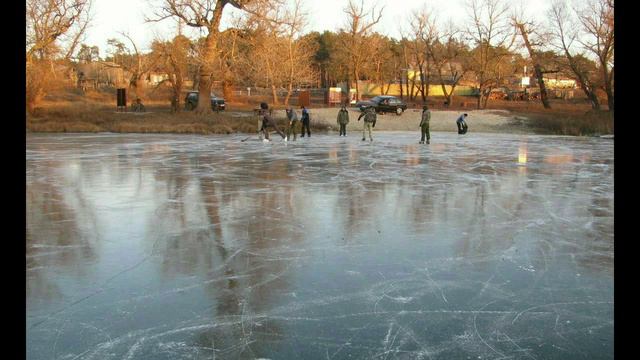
left=26, top=132, right=613, bottom=359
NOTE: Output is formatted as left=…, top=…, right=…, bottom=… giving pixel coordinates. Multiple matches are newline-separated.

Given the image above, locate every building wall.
left=543, top=78, right=577, bottom=89
left=76, top=62, right=126, bottom=87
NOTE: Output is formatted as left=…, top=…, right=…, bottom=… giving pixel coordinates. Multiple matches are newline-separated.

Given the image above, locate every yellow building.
left=357, top=81, right=477, bottom=97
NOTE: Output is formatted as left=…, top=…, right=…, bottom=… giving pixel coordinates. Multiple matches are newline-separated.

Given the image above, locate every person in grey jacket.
left=336, top=105, right=349, bottom=136
left=357, top=107, right=377, bottom=141
left=419, top=104, right=431, bottom=144
left=285, top=107, right=299, bottom=141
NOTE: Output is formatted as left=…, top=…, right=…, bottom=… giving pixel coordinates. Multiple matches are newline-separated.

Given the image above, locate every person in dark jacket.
left=132, top=98, right=146, bottom=112
left=456, top=113, right=468, bottom=134
left=300, top=105, right=311, bottom=137
left=336, top=105, right=349, bottom=136
left=259, top=102, right=286, bottom=141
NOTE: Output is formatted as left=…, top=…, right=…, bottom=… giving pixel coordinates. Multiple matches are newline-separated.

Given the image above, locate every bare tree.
left=368, top=33, right=394, bottom=94
left=513, top=6, right=553, bottom=109
left=149, top=0, right=254, bottom=114
left=27, top=0, right=90, bottom=61
left=238, top=2, right=286, bottom=104
left=62, top=0, right=94, bottom=61
left=576, top=0, right=614, bottom=111
left=280, top=0, right=315, bottom=105
left=217, top=27, right=242, bottom=102
left=236, top=0, right=316, bottom=105
left=150, top=35, right=192, bottom=111
left=429, top=22, right=472, bottom=106
left=548, top=0, right=601, bottom=110
left=77, top=44, right=100, bottom=63
left=109, top=33, right=157, bottom=101
left=26, top=0, right=92, bottom=114
left=341, top=0, right=384, bottom=101
left=406, top=7, right=435, bottom=102
left=464, top=0, right=516, bottom=109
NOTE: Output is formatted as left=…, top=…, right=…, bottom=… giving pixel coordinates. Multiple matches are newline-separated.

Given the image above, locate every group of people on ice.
left=257, top=102, right=469, bottom=143
left=258, top=102, right=311, bottom=141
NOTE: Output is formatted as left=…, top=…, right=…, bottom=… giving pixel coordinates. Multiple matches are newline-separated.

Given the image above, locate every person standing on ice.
left=456, top=113, right=468, bottom=134
left=336, top=104, right=350, bottom=136
left=419, top=104, right=431, bottom=144
left=300, top=105, right=311, bottom=137
left=259, top=102, right=286, bottom=141
left=357, top=106, right=376, bottom=141
left=285, top=107, right=299, bottom=141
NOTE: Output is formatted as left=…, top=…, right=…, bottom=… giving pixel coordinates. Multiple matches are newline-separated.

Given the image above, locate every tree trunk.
left=517, top=23, right=551, bottom=109
left=353, top=64, right=360, bottom=101
left=196, top=2, right=226, bottom=115
left=284, top=82, right=293, bottom=105
left=403, top=46, right=410, bottom=99
left=399, top=71, right=403, bottom=99
left=410, top=72, right=417, bottom=101
left=284, top=38, right=294, bottom=106
left=223, top=79, right=234, bottom=102
left=174, top=72, right=183, bottom=112
left=135, top=78, right=146, bottom=101
left=602, top=66, right=614, bottom=111
left=440, top=83, right=450, bottom=104
left=447, top=81, right=458, bottom=106
left=585, top=85, right=601, bottom=110
left=26, top=86, right=45, bottom=115
left=533, top=64, right=551, bottom=109
left=196, top=36, right=216, bottom=114
left=417, top=63, right=426, bottom=102
left=271, top=84, right=279, bottom=104
left=26, top=61, right=47, bottom=115
left=192, top=66, right=200, bottom=90
left=568, top=60, right=600, bottom=110
left=345, top=64, right=351, bottom=102
left=606, top=89, right=614, bottom=111
left=424, top=61, right=431, bottom=100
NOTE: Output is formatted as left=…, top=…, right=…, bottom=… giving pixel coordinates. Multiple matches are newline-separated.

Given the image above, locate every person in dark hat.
left=456, top=113, right=468, bottom=134
left=336, top=104, right=350, bottom=136
left=300, top=105, right=311, bottom=137
left=259, top=102, right=285, bottom=141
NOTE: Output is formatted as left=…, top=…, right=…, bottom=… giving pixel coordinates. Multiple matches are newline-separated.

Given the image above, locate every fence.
left=227, top=87, right=331, bottom=106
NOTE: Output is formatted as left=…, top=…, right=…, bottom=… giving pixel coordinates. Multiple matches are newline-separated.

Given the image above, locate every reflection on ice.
left=26, top=132, right=613, bottom=359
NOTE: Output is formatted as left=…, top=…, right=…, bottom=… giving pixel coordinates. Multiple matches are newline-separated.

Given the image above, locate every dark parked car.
left=184, top=91, right=226, bottom=111
left=355, top=95, right=407, bottom=115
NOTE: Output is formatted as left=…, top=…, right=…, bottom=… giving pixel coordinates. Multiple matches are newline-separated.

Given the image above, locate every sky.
left=84, top=0, right=552, bottom=57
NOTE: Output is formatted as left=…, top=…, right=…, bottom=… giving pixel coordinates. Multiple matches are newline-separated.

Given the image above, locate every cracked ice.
left=27, top=132, right=613, bottom=359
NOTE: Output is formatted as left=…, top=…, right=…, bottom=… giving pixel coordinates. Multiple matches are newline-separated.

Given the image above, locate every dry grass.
left=26, top=101, right=332, bottom=135
left=483, top=99, right=600, bottom=114
left=27, top=87, right=611, bottom=136
left=524, top=110, right=614, bottom=136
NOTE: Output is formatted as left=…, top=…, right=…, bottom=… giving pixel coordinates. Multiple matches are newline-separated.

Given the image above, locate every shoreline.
left=26, top=106, right=613, bottom=137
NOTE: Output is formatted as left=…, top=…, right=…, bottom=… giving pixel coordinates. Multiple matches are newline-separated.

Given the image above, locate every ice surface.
left=26, top=132, right=613, bottom=359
